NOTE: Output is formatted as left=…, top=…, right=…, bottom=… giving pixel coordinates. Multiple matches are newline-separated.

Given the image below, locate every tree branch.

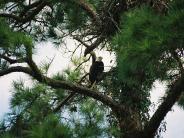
left=75, top=0, right=100, bottom=23
left=53, top=72, right=90, bottom=112
left=0, top=55, right=26, bottom=64
left=44, top=77, right=120, bottom=109
left=0, top=66, right=33, bottom=77
left=73, top=36, right=89, bottom=48
left=53, top=92, right=76, bottom=112
left=143, top=76, right=184, bottom=137
left=21, top=1, right=47, bottom=24
left=0, top=13, right=22, bottom=22
left=19, top=0, right=44, bottom=17
left=0, top=1, right=47, bottom=24
left=0, top=61, right=120, bottom=111
left=84, top=36, right=105, bottom=56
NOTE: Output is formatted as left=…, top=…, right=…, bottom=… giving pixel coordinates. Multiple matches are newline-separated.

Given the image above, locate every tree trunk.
left=115, top=108, right=143, bottom=138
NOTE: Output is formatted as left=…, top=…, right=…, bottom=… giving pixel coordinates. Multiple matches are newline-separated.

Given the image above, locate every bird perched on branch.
left=89, top=51, right=104, bottom=88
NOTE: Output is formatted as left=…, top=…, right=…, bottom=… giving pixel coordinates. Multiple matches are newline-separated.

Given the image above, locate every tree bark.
left=143, top=76, right=184, bottom=137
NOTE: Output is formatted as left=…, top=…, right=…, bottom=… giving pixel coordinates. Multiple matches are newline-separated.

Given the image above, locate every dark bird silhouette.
left=89, top=51, right=104, bottom=88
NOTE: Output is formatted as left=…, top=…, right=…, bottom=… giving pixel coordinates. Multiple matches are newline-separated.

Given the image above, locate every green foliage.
left=1, top=0, right=184, bottom=137
left=52, top=68, right=81, bottom=83
left=52, top=56, right=85, bottom=83
left=45, top=3, right=64, bottom=28
left=86, top=0, right=102, bottom=9
left=0, top=133, right=13, bottom=138
left=68, top=98, right=118, bottom=138
left=61, top=0, right=89, bottom=31
left=113, top=7, right=165, bottom=88
left=1, top=80, right=117, bottom=138
left=27, top=114, right=72, bottom=138
left=109, top=1, right=184, bottom=122
left=0, top=19, right=33, bottom=57
left=112, top=3, right=184, bottom=90
left=10, top=81, right=57, bottom=126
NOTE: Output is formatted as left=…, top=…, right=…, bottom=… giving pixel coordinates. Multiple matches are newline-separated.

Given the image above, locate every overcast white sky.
left=0, top=41, right=184, bottom=137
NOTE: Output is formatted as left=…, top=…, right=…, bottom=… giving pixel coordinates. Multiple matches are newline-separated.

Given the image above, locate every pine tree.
left=0, top=0, right=184, bottom=138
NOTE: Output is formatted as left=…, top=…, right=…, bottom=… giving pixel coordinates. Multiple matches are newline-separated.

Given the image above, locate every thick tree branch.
left=0, top=13, right=22, bottom=21
left=0, top=63, right=120, bottom=110
left=0, top=55, right=26, bottom=64
left=75, top=0, right=100, bottom=23
left=44, top=77, right=120, bottom=109
left=26, top=58, right=45, bottom=82
left=143, top=76, right=184, bottom=137
left=0, top=66, right=33, bottom=77
left=84, top=36, right=105, bottom=56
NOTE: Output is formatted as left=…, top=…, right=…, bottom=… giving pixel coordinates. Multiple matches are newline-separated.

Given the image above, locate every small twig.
left=75, top=56, right=91, bottom=71
left=73, top=36, right=89, bottom=48
left=78, top=73, right=89, bottom=84
left=107, top=12, right=121, bottom=33
left=53, top=92, right=76, bottom=112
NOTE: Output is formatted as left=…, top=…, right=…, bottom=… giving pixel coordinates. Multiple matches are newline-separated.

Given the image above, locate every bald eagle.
left=89, top=52, right=104, bottom=87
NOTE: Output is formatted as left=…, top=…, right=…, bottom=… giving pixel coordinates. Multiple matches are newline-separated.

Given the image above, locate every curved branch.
left=84, top=36, right=105, bottom=56
left=0, top=1, right=47, bottom=24
left=143, top=76, right=184, bottom=137
left=0, top=64, right=120, bottom=110
left=0, top=66, right=33, bottom=77
left=0, top=55, right=27, bottom=64
left=0, top=13, right=22, bottom=22
left=21, top=2, right=47, bottom=23
left=45, top=77, right=119, bottom=109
